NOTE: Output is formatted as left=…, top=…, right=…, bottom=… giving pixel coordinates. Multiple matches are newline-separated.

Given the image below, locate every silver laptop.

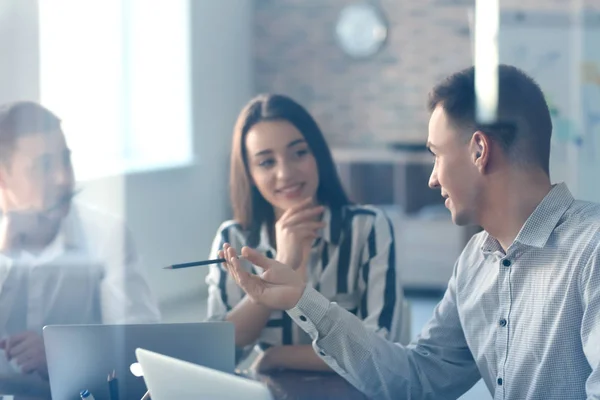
left=136, top=348, right=274, bottom=400
left=43, top=322, right=234, bottom=400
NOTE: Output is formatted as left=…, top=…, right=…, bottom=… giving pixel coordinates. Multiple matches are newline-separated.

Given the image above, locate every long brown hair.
left=230, top=94, right=351, bottom=246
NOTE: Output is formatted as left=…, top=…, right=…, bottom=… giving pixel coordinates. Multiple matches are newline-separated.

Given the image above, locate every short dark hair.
left=230, top=94, right=351, bottom=246
left=428, top=64, right=552, bottom=175
left=0, top=101, right=62, bottom=162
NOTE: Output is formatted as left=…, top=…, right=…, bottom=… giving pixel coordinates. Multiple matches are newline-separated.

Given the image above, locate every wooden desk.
left=254, top=370, right=368, bottom=400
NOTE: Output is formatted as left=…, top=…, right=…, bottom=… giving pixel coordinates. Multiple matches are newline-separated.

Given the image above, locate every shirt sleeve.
left=580, top=240, right=600, bottom=399
left=357, top=210, right=403, bottom=341
left=100, top=224, right=161, bottom=324
left=205, top=222, right=249, bottom=320
left=287, top=262, right=480, bottom=400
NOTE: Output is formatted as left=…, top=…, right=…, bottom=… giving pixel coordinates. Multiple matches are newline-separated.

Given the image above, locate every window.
left=38, top=0, right=193, bottom=181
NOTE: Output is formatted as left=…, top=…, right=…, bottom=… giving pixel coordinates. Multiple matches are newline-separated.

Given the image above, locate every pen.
left=80, top=389, right=95, bottom=400
left=108, top=370, right=119, bottom=400
left=141, top=389, right=151, bottom=400
left=164, top=256, right=246, bottom=270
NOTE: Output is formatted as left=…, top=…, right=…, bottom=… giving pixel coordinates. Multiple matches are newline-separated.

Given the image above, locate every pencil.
left=108, top=370, right=119, bottom=400
left=164, top=256, right=245, bottom=270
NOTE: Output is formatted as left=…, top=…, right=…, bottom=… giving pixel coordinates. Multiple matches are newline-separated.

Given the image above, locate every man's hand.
left=0, top=332, right=48, bottom=378
left=0, top=211, right=43, bottom=252
left=219, top=244, right=306, bottom=310
left=0, top=191, right=75, bottom=252
left=274, top=198, right=325, bottom=271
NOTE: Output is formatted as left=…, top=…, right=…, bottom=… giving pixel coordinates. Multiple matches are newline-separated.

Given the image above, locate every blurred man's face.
left=0, top=130, right=75, bottom=222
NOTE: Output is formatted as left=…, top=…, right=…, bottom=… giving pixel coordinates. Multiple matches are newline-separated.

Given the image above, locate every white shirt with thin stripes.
left=0, top=204, right=161, bottom=374
left=287, top=183, right=600, bottom=400
left=205, top=204, right=405, bottom=356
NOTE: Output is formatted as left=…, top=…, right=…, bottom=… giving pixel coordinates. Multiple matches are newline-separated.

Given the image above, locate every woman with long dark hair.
left=206, top=94, right=405, bottom=372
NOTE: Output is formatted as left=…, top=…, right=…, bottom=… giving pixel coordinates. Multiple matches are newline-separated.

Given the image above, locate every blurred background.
left=2, top=1, right=599, bottom=398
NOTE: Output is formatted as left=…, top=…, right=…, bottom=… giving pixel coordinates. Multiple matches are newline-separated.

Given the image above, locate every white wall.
left=0, top=0, right=254, bottom=306
left=83, top=1, right=255, bottom=305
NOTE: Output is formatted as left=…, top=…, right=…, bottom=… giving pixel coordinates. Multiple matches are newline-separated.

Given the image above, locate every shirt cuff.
left=286, top=285, right=332, bottom=340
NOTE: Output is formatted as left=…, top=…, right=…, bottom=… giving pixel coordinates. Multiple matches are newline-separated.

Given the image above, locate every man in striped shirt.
left=219, top=65, right=600, bottom=399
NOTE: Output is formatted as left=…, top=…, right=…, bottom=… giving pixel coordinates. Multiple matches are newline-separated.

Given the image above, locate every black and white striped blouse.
left=205, top=204, right=405, bottom=351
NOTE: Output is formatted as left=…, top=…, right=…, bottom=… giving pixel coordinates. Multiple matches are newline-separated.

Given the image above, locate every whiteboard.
left=499, top=10, right=600, bottom=201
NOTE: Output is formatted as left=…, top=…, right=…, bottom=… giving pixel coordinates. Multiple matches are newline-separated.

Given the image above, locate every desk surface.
left=0, top=374, right=51, bottom=399
left=2, top=370, right=367, bottom=400
left=255, top=370, right=368, bottom=400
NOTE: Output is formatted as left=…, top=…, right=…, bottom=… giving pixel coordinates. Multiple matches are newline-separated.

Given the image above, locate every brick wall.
left=253, top=0, right=600, bottom=146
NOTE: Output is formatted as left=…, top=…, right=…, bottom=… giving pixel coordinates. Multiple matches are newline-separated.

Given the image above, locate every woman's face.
left=245, top=120, right=319, bottom=217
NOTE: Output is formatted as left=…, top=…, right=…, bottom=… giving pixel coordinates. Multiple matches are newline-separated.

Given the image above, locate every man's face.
left=427, top=105, right=483, bottom=226
left=0, top=130, right=75, bottom=221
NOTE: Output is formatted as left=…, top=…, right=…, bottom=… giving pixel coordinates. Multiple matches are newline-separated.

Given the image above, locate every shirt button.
left=299, top=315, right=307, bottom=322
left=497, top=378, right=503, bottom=385
left=502, top=259, right=511, bottom=267
left=499, top=318, right=507, bottom=327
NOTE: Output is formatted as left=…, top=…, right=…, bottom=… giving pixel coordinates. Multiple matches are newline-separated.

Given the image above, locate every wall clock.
left=335, top=2, right=388, bottom=59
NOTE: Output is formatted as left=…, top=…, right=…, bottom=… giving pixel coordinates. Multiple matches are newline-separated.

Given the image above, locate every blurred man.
left=0, top=101, right=160, bottom=379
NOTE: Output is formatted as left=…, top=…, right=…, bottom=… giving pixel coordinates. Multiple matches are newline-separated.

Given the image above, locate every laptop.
left=135, top=348, right=274, bottom=400
left=43, top=322, right=234, bottom=400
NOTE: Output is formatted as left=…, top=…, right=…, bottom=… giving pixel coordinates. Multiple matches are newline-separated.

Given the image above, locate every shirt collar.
left=319, top=206, right=343, bottom=246
left=19, top=204, right=85, bottom=263
left=481, top=182, right=574, bottom=252
left=257, top=222, right=271, bottom=252
left=61, top=204, right=86, bottom=251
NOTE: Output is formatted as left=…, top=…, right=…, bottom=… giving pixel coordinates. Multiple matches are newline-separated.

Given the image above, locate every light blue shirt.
left=287, top=183, right=600, bottom=399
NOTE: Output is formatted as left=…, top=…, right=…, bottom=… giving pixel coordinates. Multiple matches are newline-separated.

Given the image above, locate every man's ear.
left=470, top=131, right=490, bottom=172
